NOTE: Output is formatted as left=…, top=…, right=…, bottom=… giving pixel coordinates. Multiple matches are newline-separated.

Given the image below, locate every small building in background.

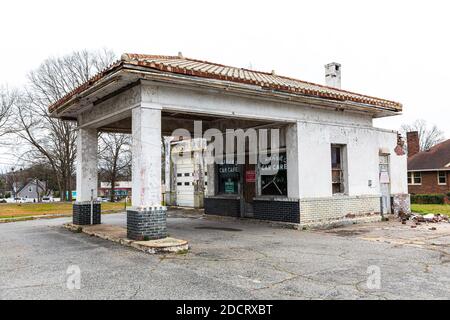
left=99, top=181, right=132, bottom=199
left=16, top=180, right=49, bottom=202
left=407, top=132, right=450, bottom=195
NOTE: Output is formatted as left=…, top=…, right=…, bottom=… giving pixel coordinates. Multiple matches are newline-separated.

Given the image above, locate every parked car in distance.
left=14, top=197, right=32, bottom=203
left=42, top=197, right=53, bottom=203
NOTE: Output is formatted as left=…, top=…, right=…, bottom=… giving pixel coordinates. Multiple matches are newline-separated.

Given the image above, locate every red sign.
left=246, top=170, right=256, bottom=183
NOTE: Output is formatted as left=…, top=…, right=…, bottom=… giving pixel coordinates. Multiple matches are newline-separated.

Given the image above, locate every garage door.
left=176, top=164, right=195, bottom=207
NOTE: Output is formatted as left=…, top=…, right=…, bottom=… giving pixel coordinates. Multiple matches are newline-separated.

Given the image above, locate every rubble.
left=398, top=212, right=449, bottom=226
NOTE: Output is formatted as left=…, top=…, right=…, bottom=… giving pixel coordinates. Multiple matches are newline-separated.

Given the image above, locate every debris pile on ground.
left=412, top=213, right=448, bottom=223
left=398, top=212, right=449, bottom=227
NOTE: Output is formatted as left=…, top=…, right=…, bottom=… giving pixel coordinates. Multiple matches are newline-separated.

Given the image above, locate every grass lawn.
left=411, top=204, right=450, bottom=217
left=0, top=202, right=130, bottom=219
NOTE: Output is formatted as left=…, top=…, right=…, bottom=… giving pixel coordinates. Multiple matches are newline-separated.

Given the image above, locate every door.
left=379, top=155, right=391, bottom=214
left=242, top=158, right=256, bottom=217
left=176, top=163, right=195, bottom=207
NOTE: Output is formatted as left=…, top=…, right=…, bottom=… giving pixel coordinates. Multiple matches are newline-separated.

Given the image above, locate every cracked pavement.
left=0, top=211, right=449, bottom=299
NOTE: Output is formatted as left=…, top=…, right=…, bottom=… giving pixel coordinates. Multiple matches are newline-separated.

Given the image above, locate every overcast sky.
left=0, top=0, right=449, bottom=169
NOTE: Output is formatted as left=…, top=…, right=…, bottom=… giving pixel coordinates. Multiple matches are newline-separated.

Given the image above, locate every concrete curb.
left=0, top=214, right=71, bottom=224
left=0, top=210, right=126, bottom=224
left=63, top=223, right=189, bottom=254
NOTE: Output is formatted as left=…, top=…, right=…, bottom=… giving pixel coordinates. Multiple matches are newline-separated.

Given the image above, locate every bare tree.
left=98, top=133, right=131, bottom=202
left=401, top=119, right=445, bottom=151
left=0, top=86, right=17, bottom=139
left=13, top=49, right=117, bottom=201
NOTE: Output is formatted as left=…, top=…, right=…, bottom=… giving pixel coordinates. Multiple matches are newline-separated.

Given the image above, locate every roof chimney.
left=406, top=131, right=420, bottom=157
left=325, top=62, right=341, bottom=88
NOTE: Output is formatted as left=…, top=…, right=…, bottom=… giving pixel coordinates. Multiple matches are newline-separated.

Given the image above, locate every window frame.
left=437, top=171, right=447, bottom=185
left=216, top=162, right=240, bottom=195
left=408, top=172, right=422, bottom=185
left=331, top=144, right=348, bottom=195
left=258, top=152, right=288, bottom=197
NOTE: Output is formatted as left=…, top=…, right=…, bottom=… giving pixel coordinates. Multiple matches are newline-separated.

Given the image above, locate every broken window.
left=331, top=145, right=347, bottom=194
left=259, top=152, right=287, bottom=196
left=438, top=171, right=447, bottom=185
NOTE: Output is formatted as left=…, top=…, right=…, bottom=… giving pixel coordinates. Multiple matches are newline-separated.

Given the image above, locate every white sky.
left=0, top=0, right=449, bottom=168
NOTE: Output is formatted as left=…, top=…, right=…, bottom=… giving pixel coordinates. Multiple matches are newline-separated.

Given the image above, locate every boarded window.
left=331, top=145, right=346, bottom=194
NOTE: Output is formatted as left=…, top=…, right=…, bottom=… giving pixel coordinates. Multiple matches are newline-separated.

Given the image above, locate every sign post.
left=90, top=189, right=94, bottom=225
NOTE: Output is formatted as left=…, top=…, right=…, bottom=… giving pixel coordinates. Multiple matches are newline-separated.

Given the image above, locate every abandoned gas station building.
left=49, top=53, right=409, bottom=240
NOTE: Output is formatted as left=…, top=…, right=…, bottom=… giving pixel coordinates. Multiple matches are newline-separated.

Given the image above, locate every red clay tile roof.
left=408, top=139, right=450, bottom=171
left=49, top=53, right=402, bottom=114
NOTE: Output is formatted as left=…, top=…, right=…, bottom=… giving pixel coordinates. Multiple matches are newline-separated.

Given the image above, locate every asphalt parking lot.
left=1, top=211, right=449, bottom=299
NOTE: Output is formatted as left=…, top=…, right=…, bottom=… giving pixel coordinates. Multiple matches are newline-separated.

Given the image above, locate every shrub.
left=447, top=192, right=450, bottom=198
left=411, top=194, right=445, bottom=204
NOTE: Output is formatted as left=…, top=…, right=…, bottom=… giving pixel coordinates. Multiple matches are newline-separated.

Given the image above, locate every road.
left=1, top=212, right=449, bottom=299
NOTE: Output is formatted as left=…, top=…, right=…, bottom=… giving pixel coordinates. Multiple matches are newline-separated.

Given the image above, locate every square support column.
left=127, top=105, right=167, bottom=240
left=74, top=127, right=101, bottom=225
left=286, top=122, right=300, bottom=199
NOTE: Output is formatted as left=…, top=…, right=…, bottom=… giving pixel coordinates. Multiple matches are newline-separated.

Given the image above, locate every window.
left=177, top=182, right=182, bottom=186
left=259, top=152, right=287, bottom=196
left=331, top=145, right=347, bottom=194
left=408, top=172, right=421, bottom=185
left=184, top=182, right=190, bottom=186
left=177, top=173, right=182, bottom=177
left=438, top=171, right=447, bottom=185
left=217, top=163, right=239, bottom=194
left=28, top=186, right=32, bottom=192
left=184, top=173, right=190, bottom=177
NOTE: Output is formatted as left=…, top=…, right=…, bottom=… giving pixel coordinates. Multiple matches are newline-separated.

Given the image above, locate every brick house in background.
left=407, top=131, right=450, bottom=195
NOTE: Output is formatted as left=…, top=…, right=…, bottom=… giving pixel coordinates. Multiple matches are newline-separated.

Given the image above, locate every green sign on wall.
left=224, top=179, right=235, bottom=194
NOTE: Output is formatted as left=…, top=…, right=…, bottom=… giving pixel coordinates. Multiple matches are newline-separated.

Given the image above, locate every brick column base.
left=127, top=207, right=168, bottom=240
left=392, top=194, right=411, bottom=216
left=73, top=202, right=101, bottom=225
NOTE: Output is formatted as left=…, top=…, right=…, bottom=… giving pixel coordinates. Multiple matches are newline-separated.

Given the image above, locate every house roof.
left=49, top=53, right=402, bottom=115
left=17, top=180, right=47, bottom=194
left=408, top=139, right=450, bottom=171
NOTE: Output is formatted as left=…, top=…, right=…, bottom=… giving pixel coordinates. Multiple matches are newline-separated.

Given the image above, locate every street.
left=1, top=212, right=449, bottom=299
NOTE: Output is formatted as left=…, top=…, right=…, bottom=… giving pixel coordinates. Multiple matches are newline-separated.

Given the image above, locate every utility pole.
left=35, top=178, right=39, bottom=202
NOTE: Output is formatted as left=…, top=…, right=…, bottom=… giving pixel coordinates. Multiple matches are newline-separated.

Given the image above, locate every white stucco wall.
left=76, top=128, right=98, bottom=202
left=141, top=83, right=373, bottom=127
left=78, top=82, right=407, bottom=206
left=296, top=121, right=408, bottom=199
